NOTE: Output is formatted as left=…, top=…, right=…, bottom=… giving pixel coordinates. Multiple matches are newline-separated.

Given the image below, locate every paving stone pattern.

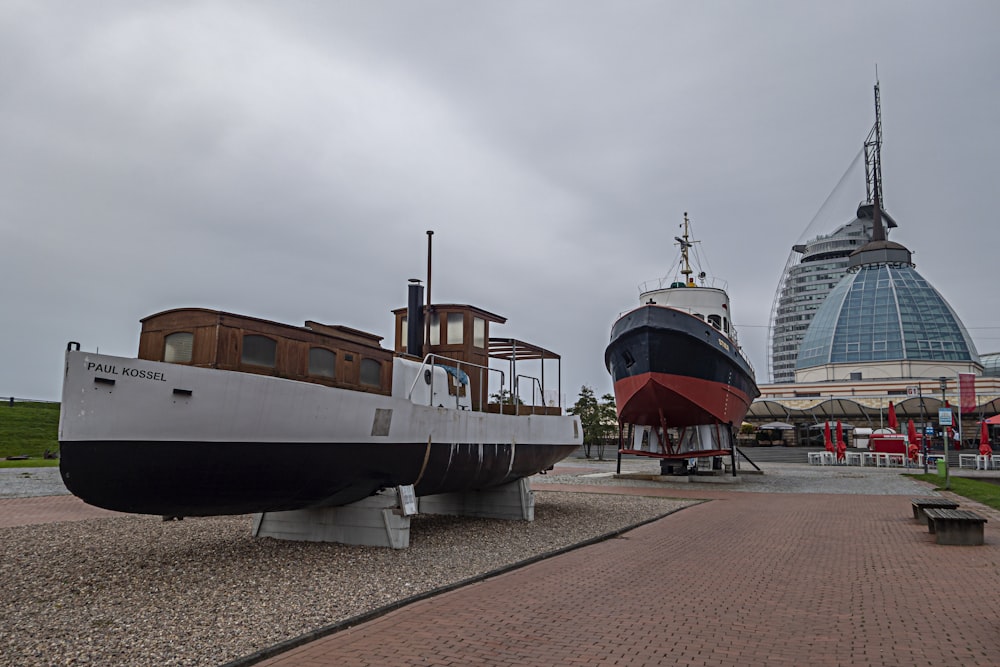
left=258, top=478, right=1000, bottom=667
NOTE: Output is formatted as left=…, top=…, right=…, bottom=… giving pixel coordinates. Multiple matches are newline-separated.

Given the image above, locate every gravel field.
left=0, top=489, right=692, bottom=667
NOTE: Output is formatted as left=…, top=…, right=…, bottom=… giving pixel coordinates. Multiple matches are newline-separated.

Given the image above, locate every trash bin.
left=937, top=459, right=946, bottom=476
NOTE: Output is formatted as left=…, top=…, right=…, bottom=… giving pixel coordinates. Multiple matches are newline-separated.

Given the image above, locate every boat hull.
left=59, top=351, right=580, bottom=516
left=605, top=305, right=759, bottom=428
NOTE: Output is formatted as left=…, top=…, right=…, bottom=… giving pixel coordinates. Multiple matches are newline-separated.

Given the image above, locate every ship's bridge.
left=639, top=284, right=734, bottom=340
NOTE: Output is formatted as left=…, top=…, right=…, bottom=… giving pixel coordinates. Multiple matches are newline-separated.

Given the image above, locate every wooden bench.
left=923, top=508, right=987, bottom=545
left=911, top=498, right=959, bottom=524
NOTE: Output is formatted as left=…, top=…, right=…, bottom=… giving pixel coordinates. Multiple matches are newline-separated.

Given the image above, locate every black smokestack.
left=406, top=280, right=424, bottom=356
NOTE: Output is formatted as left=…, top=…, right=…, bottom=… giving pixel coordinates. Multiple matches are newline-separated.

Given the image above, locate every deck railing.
left=406, top=354, right=504, bottom=412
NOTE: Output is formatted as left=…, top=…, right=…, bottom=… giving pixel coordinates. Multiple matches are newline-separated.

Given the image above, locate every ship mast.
left=679, top=212, right=694, bottom=286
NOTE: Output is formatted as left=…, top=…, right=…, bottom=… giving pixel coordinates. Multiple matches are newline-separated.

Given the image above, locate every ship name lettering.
left=718, top=338, right=730, bottom=351
left=120, top=367, right=166, bottom=382
left=86, top=362, right=118, bottom=374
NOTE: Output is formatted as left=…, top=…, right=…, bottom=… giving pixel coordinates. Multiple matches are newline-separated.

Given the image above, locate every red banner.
left=959, top=373, right=976, bottom=414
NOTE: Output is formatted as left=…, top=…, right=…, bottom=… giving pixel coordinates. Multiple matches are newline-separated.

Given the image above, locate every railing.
left=4, top=397, right=59, bottom=406
left=406, top=354, right=504, bottom=412
left=513, top=374, right=546, bottom=416
left=638, top=275, right=729, bottom=294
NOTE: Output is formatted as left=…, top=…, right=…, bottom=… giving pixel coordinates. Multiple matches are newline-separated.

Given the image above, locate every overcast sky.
left=3, top=1, right=999, bottom=404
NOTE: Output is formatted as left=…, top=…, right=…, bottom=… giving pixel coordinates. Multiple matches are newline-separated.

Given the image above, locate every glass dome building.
left=769, top=205, right=895, bottom=383
left=794, top=209, right=980, bottom=382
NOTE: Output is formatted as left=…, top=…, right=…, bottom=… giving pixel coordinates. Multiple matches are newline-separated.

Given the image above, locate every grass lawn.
left=906, top=473, right=1000, bottom=511
left=0, top=402, right=60, bottom=462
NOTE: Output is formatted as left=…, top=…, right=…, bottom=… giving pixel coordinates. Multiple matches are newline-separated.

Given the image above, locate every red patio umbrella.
left=887, top=401, right=898, bottom=432
left=824, top=421, right=834, bottom=453
left=835, top=421, right=846, bottom=461
left=980, top=421, right=992, bottom=457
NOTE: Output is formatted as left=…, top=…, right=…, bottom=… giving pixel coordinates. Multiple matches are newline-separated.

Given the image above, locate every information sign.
left=397, top=485, right=418, bottom=516
left=938, top=408, right=953, bottom=426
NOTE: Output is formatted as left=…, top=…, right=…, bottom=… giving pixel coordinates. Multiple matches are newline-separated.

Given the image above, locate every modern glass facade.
left=980, top=352, right=1000, bottom=377
left=769, top=212, right=885, bottom=382
left=796, top=264, right=979, bottom=369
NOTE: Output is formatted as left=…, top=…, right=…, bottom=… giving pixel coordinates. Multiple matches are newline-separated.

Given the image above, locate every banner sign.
left=959, top=373, right=976, bottom=414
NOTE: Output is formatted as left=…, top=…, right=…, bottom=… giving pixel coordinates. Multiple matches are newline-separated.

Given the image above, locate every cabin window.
left=242, top=334, right=276, bottom=368
left=360, top=358, right=381, bottom=387
left=708, top=314, right=722, bottom=330
left=400, top=316, right=407, bottom=348
left=428, top=313, right=440, bottom=345
left=308, top=348, right=336, bottom=378
left=473, top=317, right=486, bottom=348
left=163, top=332, right=194, bottom=363
left=447, top=313, right=464, bottom=344
left=723, top=317, right=730, bottom=334
left=693, top=313, right=705, bottom=321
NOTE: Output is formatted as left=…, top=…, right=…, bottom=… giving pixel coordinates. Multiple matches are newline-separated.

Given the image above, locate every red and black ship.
left=605, top=213, right=759, bottom=468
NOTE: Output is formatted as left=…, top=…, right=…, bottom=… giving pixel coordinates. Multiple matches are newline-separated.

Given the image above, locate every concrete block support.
left=418, top=478, right=535, bottom=521
left=252, top=489, right=411, bottom=549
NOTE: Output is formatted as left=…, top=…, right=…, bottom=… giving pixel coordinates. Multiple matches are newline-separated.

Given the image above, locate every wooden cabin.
left=391, top=303, right=506, bottom=410
left=138, top=309, right=393, bottom=396
left=138, top=304, right=563, bottom=415
left=391, top=304, right=563, bottom=415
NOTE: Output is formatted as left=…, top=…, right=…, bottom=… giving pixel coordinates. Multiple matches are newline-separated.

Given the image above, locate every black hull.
left=605, top=305, right=759, bottom=426
left=59, top=440, right=578, bottom=516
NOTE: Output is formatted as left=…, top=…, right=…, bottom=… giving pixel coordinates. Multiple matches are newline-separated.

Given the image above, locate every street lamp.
left=940, top=377, right=950, bottom=490
left=919, top=384, right=928, bottom=474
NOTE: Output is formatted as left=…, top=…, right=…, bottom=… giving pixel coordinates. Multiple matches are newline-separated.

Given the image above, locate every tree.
left=490, top=389, right=523, bottom=405
left=568, top=385, right=618, bottom=459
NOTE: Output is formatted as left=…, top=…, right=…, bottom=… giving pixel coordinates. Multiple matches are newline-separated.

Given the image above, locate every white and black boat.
left=59, top=280, right=580, bottom=516
left=605, top=213, right=759, bottom=464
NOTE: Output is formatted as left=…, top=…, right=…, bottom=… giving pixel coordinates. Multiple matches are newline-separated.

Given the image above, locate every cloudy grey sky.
left=3, top=1, right=999, bottom=403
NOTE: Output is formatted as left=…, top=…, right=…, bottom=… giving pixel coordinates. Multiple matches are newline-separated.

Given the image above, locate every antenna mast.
left=863, top=80, right=884, bottom=207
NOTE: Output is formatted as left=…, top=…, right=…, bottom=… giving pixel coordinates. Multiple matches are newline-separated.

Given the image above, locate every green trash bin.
left=936, top=459, right=946, bottom=476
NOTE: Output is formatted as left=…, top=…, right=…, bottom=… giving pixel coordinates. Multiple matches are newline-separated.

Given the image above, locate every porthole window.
left=164, top=332, right=193, bottom=363
left=242, top=335, right=276, bottom=367
left=308, top=348, right=336, bottom=378
left=360, top=358, right=381, bottom=387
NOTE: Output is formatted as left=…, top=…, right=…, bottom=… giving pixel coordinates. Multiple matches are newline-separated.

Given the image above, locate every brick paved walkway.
left=256, top=483, right=1000, bottom=667
left=0, top=495, right=124, bottom=528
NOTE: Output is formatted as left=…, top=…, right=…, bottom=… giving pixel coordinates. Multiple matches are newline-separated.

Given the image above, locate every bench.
left=923, top=508, right=987, bottom=546
left=911, top=498, right=959, bottom=524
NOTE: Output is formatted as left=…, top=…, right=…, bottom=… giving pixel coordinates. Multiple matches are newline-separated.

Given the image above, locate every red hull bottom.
left=613, top=371, right=753, bottom=428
